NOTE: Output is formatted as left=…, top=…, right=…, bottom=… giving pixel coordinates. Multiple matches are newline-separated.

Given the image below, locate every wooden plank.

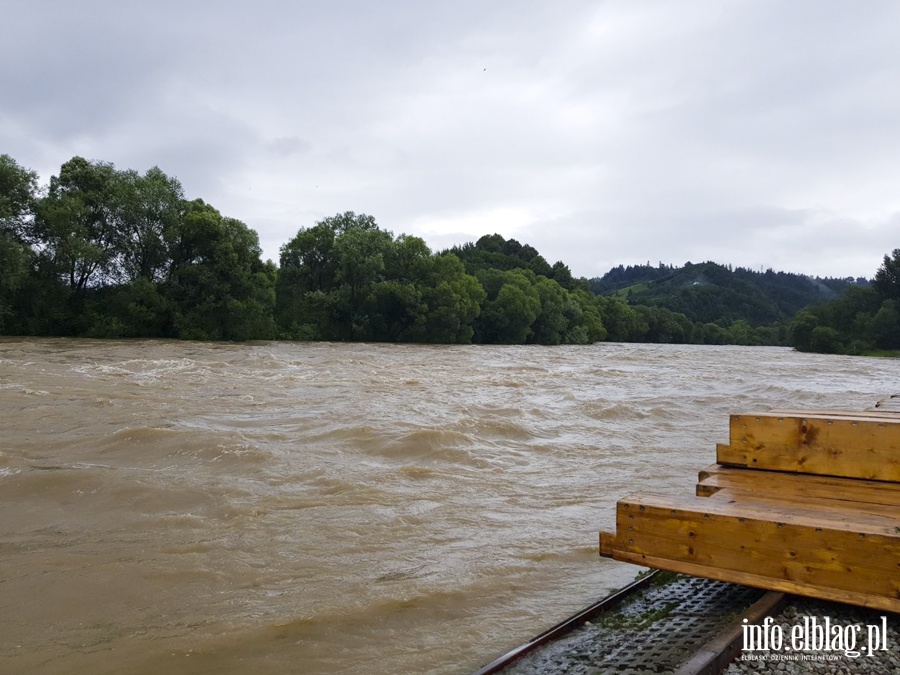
left=603, top=406, right=900, bottom=614
left=616, top=491, right=900, bottom=542
left=703, top=488, right=900, bottom=520
left=770, top=409, right=900, bottom=420
left=609, top=552, right=900, bottom=613
left=700, top=463, right=900, bottom=492
left=615, top=493, right=900, bottom=576
left=716, top=442, right=747, bottom=467
left=606, top=493, right=900, bottom=611
left=696, top=467, right=900, bottom=507
left=872, top=395, right=900, bottom=413
left=719, top=413, right=900, bottom=481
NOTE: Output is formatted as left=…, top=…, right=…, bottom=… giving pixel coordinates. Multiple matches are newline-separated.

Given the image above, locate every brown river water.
left=2, top=338, right=898, bottom=674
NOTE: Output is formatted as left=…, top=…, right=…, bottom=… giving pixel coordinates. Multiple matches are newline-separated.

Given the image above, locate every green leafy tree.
left=276, top=222, right=338, bottom=337
left=32, top=157, right=125, bottom=292
left=727, top=319, right=755, bottom=346
left=0, top=155, right=40, bottom=330
left=788, top=310, right=820, bottom=352
left=873, top=249, right=900, bottom=302
left=278, top=223, right=338, bottom=292
left=114, top=166, right=185, bottom=283
left=871, top=300, right=900, bottom=350
left=364, top=280, right=426, bottom=341
left=277, top=213, right=393, bottom=339
left=362, top=234, right=434, bottom=341
left=451, top=234, right=551, bottom=277
left=809, top=326, right=843, bottom=354
left=321, top=211, right=379, bottom=234
left=530, top=276, right=569, bottom=344
left=418, top=253, right=485, bottom=343
left=332, top=226, right=393, bottom=302
left=384, top=234, right=432, bottom=283
left=821, top=285, right=880, bottom=335
left=566, top=289, right=607, bottom=344
left=165, top=200, right=276, bottom=340
left=787, top=280, right=885, bottom=354
left=277, top=216, right=488, bottom=343
left=474, top=268, right=541, bottom=343
left=99, top=278, right=169, bottom=338
left=550, top=260, right=583, bottom=291
left=635, top=306, right=691, bottom=343
left=697, top=322, right=728, bottom=345
left=594, top=296, right=643, bottom=342
left=0, top=154, right=39, bottom=237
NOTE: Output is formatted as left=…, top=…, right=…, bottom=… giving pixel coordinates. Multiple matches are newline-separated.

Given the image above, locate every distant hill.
left=590, top=262, right=867, bottom=326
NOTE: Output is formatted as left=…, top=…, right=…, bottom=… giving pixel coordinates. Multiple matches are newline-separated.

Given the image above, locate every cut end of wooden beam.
left=697, top=463, right=721, bottom=482
left=599, top=531, right=615, bottom=557
left=715, top=442, right=745, bottom=467
left=696, top=484, right=720, bottom=497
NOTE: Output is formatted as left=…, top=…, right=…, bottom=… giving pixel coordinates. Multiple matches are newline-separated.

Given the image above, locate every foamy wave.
left=81, top=426, right=274, bottom=467
left=72, top=358, right=212, bottom=384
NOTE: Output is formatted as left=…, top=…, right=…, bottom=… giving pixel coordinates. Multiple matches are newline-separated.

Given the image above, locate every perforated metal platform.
left=502, top=574, right=764, bottom=674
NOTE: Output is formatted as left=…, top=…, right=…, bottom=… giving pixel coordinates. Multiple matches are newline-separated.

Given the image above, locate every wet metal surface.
left=502, top=574, right=765, bottom=674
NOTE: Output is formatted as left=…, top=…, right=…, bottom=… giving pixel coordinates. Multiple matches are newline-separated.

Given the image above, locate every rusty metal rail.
left=473, top=574, right=778, bottom=674
left=472, top=571, right=660, bottom=675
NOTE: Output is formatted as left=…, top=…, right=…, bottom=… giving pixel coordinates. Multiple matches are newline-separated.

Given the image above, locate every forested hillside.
left=591, top=262, right=862, bottom=327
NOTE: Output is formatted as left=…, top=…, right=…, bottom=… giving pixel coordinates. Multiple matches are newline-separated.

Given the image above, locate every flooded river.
left=1, top=338, right=898, bottom=674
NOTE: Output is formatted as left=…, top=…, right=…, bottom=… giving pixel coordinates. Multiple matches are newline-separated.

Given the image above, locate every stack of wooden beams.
left=599, top=410, right=900, bottom=612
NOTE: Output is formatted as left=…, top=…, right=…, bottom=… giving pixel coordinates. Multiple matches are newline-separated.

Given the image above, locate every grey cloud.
left=266, top=137, right=312, bottom=158
left=3, top=0, right=900, bottom=279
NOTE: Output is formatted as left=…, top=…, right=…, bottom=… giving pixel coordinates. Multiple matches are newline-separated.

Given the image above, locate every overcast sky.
left=3, top=1, right=900, bottom=279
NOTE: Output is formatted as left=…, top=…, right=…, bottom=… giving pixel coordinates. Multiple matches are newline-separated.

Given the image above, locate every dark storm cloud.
left=3, top=0, right=900, bottom=278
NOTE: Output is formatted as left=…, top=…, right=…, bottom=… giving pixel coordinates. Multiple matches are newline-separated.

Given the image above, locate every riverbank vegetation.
left=0, top=154, right=888, bottom=349
left=786, top=249, right=900, bottom=354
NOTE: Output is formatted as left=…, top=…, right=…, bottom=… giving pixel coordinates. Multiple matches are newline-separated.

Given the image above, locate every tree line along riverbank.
left=2, top=154, right=898, bottom=352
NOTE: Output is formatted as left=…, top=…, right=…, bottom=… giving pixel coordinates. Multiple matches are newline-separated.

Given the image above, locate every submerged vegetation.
left=0, top=154, right=892, bottom=351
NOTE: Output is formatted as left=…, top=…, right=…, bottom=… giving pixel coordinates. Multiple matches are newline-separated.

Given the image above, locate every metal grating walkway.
left=502, top=574, right=764, bottom=674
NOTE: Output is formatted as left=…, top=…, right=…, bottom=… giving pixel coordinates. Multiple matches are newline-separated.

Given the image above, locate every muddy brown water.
left=2, top=338, right=897, bottom=674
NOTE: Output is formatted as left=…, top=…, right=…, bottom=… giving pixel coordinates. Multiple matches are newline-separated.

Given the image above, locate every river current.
left=1, top=338, right=898, bottom=674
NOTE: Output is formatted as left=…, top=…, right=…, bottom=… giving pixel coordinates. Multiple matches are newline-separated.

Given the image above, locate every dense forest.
left=786, top=249, right=900, bottom=355
left=0, top=155, right=276, bottom=341
left=0, top=154, right=892, bottom=351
